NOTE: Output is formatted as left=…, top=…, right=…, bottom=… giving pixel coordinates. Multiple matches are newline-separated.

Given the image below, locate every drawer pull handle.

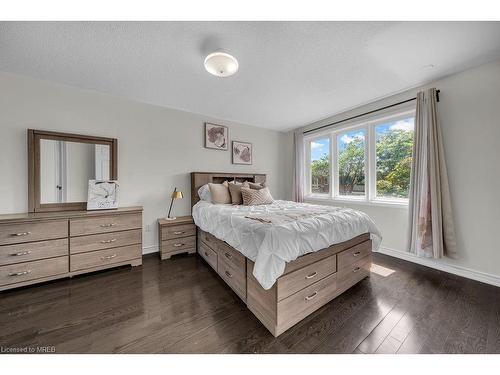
left=11, top=251, right=32, bottom=256
left=101, top=254, right=117, bottom=260
left=353, top=266, right=361, bottom=273
left=100, top=239, right=117, bottom=244
left=225, top=270, right=233, bottom=278
left=305, top=271, right=318, bottom=279
left=204, top=251, right=209, bottom=257
left=173, top=231, right=185, bottom=235
left=353, top=251, right=361, bottom=257
left=305, top=291, right=318, bottom=301
left=100, top=223, right=117, bottom=228
left=9, top=270, right=32, bottom=277
left=174, top=243, right=183, bottom=247
left=13, top=231, right=31, bottom=237
left=224, top=252, right=232, bottom=259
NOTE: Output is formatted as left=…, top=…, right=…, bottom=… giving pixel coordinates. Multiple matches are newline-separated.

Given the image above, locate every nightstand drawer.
left=162, top=236, right=196, bottom=253
left=161, top=223, right=195, bottom=240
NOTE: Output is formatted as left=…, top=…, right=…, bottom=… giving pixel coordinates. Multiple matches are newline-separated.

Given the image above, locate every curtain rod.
left=303, top=90, right=440, bottom=135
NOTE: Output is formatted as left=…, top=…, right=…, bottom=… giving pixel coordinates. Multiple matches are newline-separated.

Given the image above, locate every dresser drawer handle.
left=305, top=291, right=318, bottom=301
left=353, top=251, right=361, bottom=257
left=225, top=270, right=233, bottom=278
left=100, top=223, right=117, bottom=228
left=224, top=252, right=232, bottom=259
left=100, top=239, right=117, bottom=244
left=173, top=231, right=185, bottom=235
left=305, top=271, right=317, bottom=279
left=204, top=251, right=209, bottom=257
left=101, top=254, right=117, bottom=260
left=353, top=266, right=361, bottom=273
left=10, top=251, right=32, bottom=256
left=13, top=231, right=31, bottom=237
left=174, top=243, right=184, bottom=247
left=9, top=270, right=32, bottom=277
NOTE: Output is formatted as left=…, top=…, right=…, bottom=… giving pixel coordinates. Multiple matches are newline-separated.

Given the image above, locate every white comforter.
left=192, top=200, right=382, bottom=290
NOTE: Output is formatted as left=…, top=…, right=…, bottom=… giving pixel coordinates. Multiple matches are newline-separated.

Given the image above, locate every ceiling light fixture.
left=204, top=51, right=239, bottom=77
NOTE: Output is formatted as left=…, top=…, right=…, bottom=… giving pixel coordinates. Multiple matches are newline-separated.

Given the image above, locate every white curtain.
left=292, top=130, right=305, bottom=202
left=407, top=88, right=457, bottom=259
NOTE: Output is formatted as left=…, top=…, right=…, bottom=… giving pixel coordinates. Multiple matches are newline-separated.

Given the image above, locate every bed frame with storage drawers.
left=191, top=172, right=372, bottom=337
left=0, top=207, right=143, bottom=291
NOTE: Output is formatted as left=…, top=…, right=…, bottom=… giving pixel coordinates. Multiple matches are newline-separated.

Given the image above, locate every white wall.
left=0, top=72, right=290, bottom=254
left=296, top=59, right=500, bottom=285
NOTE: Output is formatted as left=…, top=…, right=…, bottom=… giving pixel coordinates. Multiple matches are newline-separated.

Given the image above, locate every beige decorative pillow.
left=241, top=187, right=274, bottom=206
left=228, top=181, right=244, bottom=205
left=248, top=181, right=266, bottom=190
left=208, top=181, right=231, bottom=204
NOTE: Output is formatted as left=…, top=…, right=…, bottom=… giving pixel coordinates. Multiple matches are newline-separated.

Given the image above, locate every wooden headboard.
left=191, top=172, right=267, bottom=207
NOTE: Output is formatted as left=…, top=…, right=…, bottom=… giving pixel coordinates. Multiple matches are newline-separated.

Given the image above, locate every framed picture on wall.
left=232, top=141, right=252, bottom=165
left=205, top=123, right=228, bottom=150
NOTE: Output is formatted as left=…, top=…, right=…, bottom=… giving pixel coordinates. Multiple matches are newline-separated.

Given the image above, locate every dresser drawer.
left=70, top=244, right=141, bottom=272
left=0, top=256, right=68, bottom=287
left=277, top=272, right=337, bottom=327
left=198, top=241, right=217, bottom=271
left=0, top=238, right=68, bottom=266
left=162, top=236, right=196, bottom=254
left=337, top=240, right=372, bottom=271
left=217, top=241, right=245, bottom=271
left=277, top=254, right=336, bottom=301
left=70, top=229, right=141, bottom=254
left=218, top=254, right=246, bottom=301
left=162, top=223, right=195, bottom=240
left=200, top=230, right=220, bottom=249
left=0, top=220, right=68, bottom=246
left=70, top=213, right=141, bottom=236
left=337, top=254, right=371, bottom=293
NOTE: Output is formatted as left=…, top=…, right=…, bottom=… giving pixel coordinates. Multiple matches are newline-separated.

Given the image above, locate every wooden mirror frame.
left=28, top=129, right=118, bottom=213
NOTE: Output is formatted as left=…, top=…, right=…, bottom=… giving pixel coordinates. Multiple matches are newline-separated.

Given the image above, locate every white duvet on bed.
left=192, top=200, right=382, bottom=290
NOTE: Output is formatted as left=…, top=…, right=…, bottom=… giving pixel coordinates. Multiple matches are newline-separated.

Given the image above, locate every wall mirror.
left=28, top=129, right=117, bottom=212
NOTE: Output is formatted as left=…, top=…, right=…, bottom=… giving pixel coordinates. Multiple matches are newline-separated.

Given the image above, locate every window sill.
left=304, top=195, right=409, bottom=209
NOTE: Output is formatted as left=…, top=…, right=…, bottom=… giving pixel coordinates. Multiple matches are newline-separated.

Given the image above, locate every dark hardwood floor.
left=1, top=252, right=499, bottom=354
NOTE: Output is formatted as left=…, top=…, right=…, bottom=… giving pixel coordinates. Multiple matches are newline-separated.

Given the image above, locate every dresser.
left=0, top=206, right=143, bottom=291
left=158, top=216, right=196, bottom=260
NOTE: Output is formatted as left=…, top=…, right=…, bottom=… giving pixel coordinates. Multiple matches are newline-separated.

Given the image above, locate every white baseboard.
left=378, top=246, right=500, bottom=288
left=142, top=245, right=159, bottom=255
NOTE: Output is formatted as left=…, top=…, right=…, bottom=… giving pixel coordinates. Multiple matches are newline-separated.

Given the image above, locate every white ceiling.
left=1, top=21, right=500, bottom=131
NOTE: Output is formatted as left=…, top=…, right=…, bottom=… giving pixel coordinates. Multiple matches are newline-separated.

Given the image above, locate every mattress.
left=192, top=200, right=382, bottom=290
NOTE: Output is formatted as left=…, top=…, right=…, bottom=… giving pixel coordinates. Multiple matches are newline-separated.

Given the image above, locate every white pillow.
left=197, top=184, right=212, bottom=202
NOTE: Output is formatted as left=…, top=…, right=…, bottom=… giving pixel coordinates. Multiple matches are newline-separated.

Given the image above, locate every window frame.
left=304, top=107, right=416, bottom=207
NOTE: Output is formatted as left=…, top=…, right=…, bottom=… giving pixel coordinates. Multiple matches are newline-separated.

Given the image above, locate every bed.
left=191, top=172, right=381, bottom=337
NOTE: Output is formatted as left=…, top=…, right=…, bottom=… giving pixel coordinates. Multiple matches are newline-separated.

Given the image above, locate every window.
left=309, top=137, right=330, bottom=194
left=304, top=109, right=415, bottom=205
left=375, top=118, right=414, bottom=199
left=337, top=129, right=366, bottom=197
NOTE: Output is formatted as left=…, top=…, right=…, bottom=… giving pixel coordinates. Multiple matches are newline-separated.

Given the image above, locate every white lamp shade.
left=204, top=52, right=239, bottom=77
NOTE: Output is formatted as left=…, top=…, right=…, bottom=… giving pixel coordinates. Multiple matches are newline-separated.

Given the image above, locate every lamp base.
left=165, top=217, right=177, bottom=221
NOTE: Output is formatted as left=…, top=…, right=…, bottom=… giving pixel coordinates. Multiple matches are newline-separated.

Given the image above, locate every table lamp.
left=166, top=187, right=183, bottom=220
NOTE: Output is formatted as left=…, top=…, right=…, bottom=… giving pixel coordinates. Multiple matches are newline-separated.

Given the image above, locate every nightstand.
left=158, top=216, right=196, bottom=260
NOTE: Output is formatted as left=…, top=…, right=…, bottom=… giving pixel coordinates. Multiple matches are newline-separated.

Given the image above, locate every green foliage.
left=376, top=130, right=413, bottom=198
left=311, top=154, right=330, bottom=193
left=338, top=138, right=365, bottom=194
